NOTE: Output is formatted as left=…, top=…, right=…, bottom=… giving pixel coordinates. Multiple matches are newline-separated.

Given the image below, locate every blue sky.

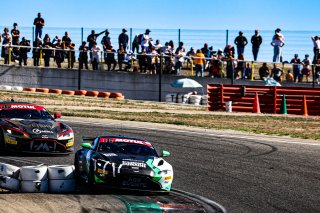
left=0, top=0, right=319, bottom=30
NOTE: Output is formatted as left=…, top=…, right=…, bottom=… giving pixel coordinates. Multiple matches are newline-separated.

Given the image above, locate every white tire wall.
left=0, top=163, right=20, bottom=178
left=20, top=165, right=48, bottom=181
left=49, top=179, right=76, bottom=193
left=189, top=95, right=202, bottom=105
left=20, top=180, right=48, bottom=193
left=11, top=86, right=23, bottom=91
left=0, top=85, right=12, bottom=90
left=48, top=165, right=75, bottom=180
left=0, top=175, right=20, bottom=192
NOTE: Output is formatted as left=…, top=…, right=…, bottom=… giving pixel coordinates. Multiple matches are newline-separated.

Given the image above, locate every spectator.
left=301, top=54, right=311, bottom=82
left=32, top=37, right=42, bottom=66
left=101, top=30, right=112, bottom=52
left=168, top=40, right=174, bottom=52
left=137, top=49, right=148, bottom=73
left=210, top=49, right=224, bottom=78
left=223, top=44, right=235, bottom=56
left=79, top=41, right=89, bottom=69
left=224, top=49, right=235, bottom=79
left=132, top=33, right=143, bottom=53
left=52, top=35, right=59, bottom=46
left=193, top=49, right=206, bottom=77
left=243, top=63, right=252, bottom=79
left=141, top=29, right=151, bottom=51
left=315, top=58, right=320, bottom=84
left=251, top=29, right=262, bottom=61
left=18, top=37, right=31, bottom=66
left=271, top=33, right=285, bottom=62
left=258, top=62, right=270, bottom=80
left=118, top=28, right=129, bottom=50
left=43, top=34, right=50, bottom=43
left=174, top=42, right=186, bottom=75
left=3, top=37, right=12, bottom=64
left=124, top=51, right=136, bottom=71
left=33, top=12, right=45, bottom=39
left=234, top=31, right=248, bottom=57
left=290, top=54, right=301, bottom=82
left=154, top=40, right=162, bottom=53
left=54, top=39, right=65, bottom=68
left=105, top=45, right=117, bottom=71
left=201, top=43, right=210, bottom=58
left=1, top=28, right=11, bottom=63
left=87, top=29, right=107, bottom=58
left=186, top=47, right=195, bottom=66
left=91, top=41, right=101, bottom=70
left=117, top=44, right=126, bottom=71
left=66, top=41, right=76, bottom=69
left=286, top=70, right=294, bottom=82
left=311, top=36, right=320, bottom=63
left=148, top=47, right=158, bottom=74
left=43, top=36, right=53, bottom=67
left=236, top=54, right=245, bottom=79
left=271, top=63, right=283, bottom=82
left=11, top=23, right=20, bottom=45
left=62, top=31, right=72, bottom=47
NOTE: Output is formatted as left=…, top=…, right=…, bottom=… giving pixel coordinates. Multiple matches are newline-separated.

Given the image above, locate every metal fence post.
left=312, top=64, right=315, bottom=88
left=81, top=27, right=84, bottom=42
left=32, top=26, right=34, bottom=41
left=226, top=29, right=229, bottom=46
left=130, top=28, right=132, bottom=51
left=178, top=29, right=181, bottom=44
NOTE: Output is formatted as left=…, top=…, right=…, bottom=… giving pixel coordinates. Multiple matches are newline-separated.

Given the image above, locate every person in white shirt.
left=91, top=41, right=101, bottom=70
left=311, top=36, right=320, bottom=62
left=271, top=33, right=285, bottom=62
left=141, top=29, right=151, bottom=52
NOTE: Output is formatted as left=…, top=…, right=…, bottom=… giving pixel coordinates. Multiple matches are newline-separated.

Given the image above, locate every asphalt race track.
left=1, top=117, right=320, bottom=213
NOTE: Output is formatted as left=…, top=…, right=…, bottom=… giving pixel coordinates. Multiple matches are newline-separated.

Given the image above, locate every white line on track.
left=62, top=118, right=320, bottom=147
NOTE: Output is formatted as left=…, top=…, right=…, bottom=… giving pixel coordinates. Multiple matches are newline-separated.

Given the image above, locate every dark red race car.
left=0, top=101, right=74, bottom=153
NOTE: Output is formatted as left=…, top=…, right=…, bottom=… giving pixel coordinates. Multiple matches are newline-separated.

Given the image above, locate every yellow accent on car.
left=66, top=141, right=74, bottom=147
left=164, top=176, right=172, bottom=180
left=6, top=137, right=17, bottom=145
left=97, top=168, right=108, bottom=175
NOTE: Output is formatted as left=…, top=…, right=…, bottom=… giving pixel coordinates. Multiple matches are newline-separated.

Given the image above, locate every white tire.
left=0, top=85, right=12, bottom=90
left=20, top=165, right=48, bottom=181
left=20, top=180, right=48, bottom=193
left=0, top=175, right=20, bottom=192
left=49, top=179, right=76, bottom=193
left=48, top=165, right=75, bottom=180
left=11, top=86, right=23, bottom=91
left=0, top=163, right=20, bottom=178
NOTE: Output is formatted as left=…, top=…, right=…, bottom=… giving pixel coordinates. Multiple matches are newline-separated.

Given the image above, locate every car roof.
left=97, top=135, right=153, bottom=147
left=0, top=102, right=44, bottom=110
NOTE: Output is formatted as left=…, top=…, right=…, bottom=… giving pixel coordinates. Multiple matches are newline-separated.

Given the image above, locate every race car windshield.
left=0, top=109, right=53, bottom=120
left=98, top=142, right=158, bottom=157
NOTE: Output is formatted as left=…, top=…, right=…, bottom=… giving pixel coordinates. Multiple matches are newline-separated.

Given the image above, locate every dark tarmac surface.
left=1, top=117, right=320, bottom=212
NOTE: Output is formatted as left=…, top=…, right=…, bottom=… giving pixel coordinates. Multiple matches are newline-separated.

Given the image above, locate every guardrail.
left=207, top=84, right=320, bottom=115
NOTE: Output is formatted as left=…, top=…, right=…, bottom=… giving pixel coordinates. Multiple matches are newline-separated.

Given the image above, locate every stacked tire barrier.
left=207, top=84, right=320, bottom=115
left=165, top=93, right=207, bottom=105
left=0, top=163, right=76, bottom=193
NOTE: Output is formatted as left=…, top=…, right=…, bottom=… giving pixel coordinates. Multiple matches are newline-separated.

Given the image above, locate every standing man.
left=251, top=29, right=262, bottom=61
left=33, top=12, right=45, bottom=39
left=311, top=36, right=320, bottom=63
left=118, top=28, right=129, bottom=50
left=234, top=31, right=248, bottom=57
left=87, top=29, right=107, bottom=58
left=193, top=49, right=206, bottom=77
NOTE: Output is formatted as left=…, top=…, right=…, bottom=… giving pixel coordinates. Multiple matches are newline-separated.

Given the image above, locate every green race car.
left=74, top=135, right=173, bottom=192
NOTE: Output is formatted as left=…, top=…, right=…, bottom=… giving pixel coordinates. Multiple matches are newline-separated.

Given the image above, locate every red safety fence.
left=207, top=84, right=320, bottom=115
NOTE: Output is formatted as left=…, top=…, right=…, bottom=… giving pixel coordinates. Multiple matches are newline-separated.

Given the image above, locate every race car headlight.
left=4, top=128, right=29, bottom=138
left=158, top=170, right=172, bottom=175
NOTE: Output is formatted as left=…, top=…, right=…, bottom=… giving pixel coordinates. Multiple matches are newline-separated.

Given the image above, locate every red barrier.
left=207, top=84, right=320, bottom=115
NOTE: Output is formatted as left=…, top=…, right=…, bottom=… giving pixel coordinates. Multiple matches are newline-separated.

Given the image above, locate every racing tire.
left=47, top=165, right=75, bottom=180
left=98, top=92, right=111, bottom=98
left=0, top=163, right=20, bottom=178
left=0, top=129, right=5, bottom=150
left=75, top=90, right=87, bottom=96
left=87, top=160, right=95, bottom=187
left=11, top=86, right=23, bottom=91
left=36, top=88, right=49, bottom=93
left=49, top=89, right=63, bottom=94
left=86, top=91, right=99, bottom=97
left=109, top=92, right=123, bottom=98
left=62, top=90, right=75, bottom=95
left=23, top=88, right=36, bottom=92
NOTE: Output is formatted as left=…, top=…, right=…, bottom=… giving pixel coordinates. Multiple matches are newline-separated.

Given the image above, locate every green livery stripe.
left=94, top=174, right=104, bottom=183
left=146, top=159, right=162, bottom=182
left=117, top=195, right=162, bottom=213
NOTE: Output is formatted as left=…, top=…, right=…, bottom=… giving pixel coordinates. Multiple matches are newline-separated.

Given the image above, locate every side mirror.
left=54, top=112, right=62, bottom=119
left=82, top=143, right=92, bottom=149
left=160, top=150, right=170, bottom=157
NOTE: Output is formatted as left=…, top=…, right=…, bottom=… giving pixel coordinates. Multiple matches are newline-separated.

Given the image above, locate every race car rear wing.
left=81, top=137, right=96, bottom=144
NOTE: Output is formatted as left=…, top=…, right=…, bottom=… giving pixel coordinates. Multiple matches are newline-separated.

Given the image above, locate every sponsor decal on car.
left=102, top=153, right=118, bottom=157
left=66, top=140, right=74, bottom=147
left=99, top=137, right=152, bottom=147
left=122, top=161, right=146, bottom=168
left=6, top=137, right=17, bottom=145
left=32, top=128, right=54, bottom=134
left=97, top=168, right=109, bottom=175
left=10, top=105, right=36, bottom=109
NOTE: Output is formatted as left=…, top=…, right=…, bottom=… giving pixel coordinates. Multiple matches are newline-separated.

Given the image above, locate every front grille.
left=16, top=139, right=68, bottom=152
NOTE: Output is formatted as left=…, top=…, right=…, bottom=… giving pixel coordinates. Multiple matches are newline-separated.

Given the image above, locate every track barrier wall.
left=207, top=84, right=320, bottom=115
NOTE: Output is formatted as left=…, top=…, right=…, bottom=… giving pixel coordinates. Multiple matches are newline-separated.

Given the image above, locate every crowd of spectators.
left=0, top=12, right=319, bottom=83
